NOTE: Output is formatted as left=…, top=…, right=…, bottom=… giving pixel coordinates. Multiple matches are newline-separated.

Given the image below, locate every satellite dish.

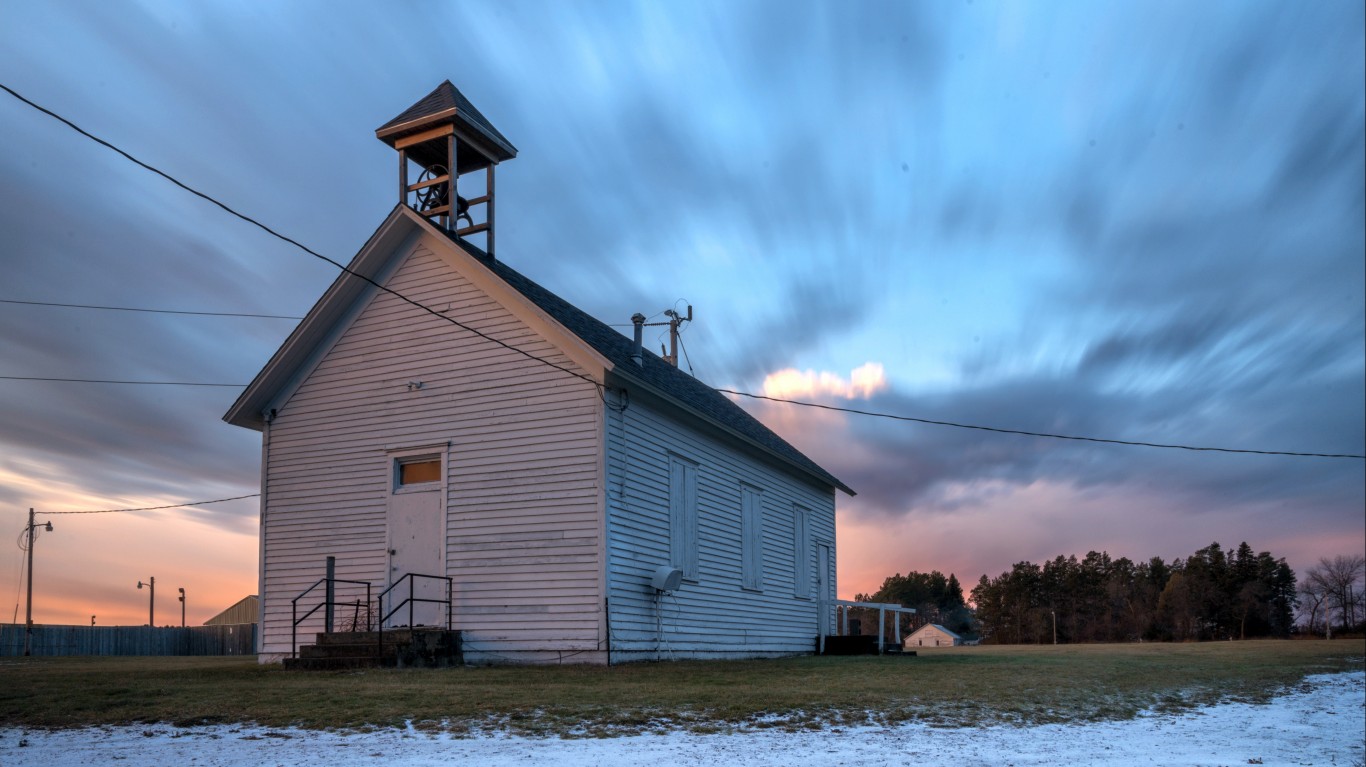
left=651, top=565, right=683, bottom=593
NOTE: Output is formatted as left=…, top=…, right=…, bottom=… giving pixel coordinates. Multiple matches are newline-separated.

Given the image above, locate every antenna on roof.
left=638, top=305, right=694, bottom=370
left=661, top=305, right=692, bottom=368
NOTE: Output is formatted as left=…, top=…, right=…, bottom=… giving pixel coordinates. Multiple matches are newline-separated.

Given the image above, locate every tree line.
left=969, top=542, right=1296, bottom=643
left=854, top=569, right=973, bottom=638
left=856, top=543, right=1365, bottom=645
left=856, top=541, right=1336, bottom=644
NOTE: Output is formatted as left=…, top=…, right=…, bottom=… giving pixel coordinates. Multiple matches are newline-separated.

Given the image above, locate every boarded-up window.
left=398, top=458, right=441, bottom=486
left=793, top=505, right=810, bottom=597
left=669, top=455, right=699, bottom=581
left=741, top=485, right=764, bottom=591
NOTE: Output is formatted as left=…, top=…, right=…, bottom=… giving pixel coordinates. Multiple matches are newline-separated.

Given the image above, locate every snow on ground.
left=2, top=672, right=1362, bottom=767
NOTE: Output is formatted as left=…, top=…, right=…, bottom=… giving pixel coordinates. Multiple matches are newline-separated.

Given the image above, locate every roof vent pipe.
left=630, top=313, right=646, bottom=367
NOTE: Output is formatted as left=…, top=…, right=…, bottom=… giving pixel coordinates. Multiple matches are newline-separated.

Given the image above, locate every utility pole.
left=178, top=588, right=186, bottom=628
left=1051, top=610, right=1057, bottom=645
left=642, top=306, right=693, bottom=368
left=23, top=508, right=54, bottom=657
left=138, top=577, right=155, bottom=626
left=664, top=306, right=691, bottom=367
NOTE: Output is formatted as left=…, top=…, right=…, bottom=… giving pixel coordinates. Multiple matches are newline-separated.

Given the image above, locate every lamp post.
left=178, top=588, right=186, bottom=628
left=137, top=577, right=155, bottom=626
left=23, top=508, right=55, bottom=656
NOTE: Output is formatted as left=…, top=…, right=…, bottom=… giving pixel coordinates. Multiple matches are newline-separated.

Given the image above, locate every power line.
left=7, top=369, right=1359, bottom=459
left=0, top=81, right=603, bottom=394
left=718, top=389, right=1366, bottom=460
left=45, top=493, right=260, bottom=515
left=0, top=298, right=302, bottom=320
left=0, top=376, right=243, bottom=387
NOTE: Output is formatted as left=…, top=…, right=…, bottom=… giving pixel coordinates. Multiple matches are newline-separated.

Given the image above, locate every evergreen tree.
left=948, top=541, right=1297, bottom=644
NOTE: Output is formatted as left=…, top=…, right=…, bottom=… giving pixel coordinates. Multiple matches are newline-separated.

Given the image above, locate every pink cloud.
left=762, top=362, right=888, bottom=400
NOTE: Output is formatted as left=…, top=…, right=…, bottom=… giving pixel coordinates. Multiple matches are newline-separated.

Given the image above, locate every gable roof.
left=204, top=594, right=259, bottom=626
left=224, top=206, right=852, bottom=496
left=441, top=229, right=854, bottom=496
left=911, top=623, right=962, bottom=639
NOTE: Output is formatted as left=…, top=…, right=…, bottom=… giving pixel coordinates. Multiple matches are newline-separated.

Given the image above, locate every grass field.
left=2, top=640, right=1362, bottom=736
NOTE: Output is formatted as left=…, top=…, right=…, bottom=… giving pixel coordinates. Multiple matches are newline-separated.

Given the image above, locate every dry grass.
left=1, top=639, right=1361, bottom=736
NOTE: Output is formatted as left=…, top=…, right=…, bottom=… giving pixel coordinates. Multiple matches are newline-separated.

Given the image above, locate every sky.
left=1, top=1, right=1362, bottom=626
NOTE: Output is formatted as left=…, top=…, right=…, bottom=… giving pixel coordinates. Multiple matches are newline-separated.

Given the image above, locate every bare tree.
left=1304, top=555, right=1365, bottom=635
left=1297, top=578, right=1327, bottom=635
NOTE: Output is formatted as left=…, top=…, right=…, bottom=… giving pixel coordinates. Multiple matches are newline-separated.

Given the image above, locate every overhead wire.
left=717, top=389, right=1366, bottom=460
left=0, top=376, right=244, bottom=387
left=44, top=493, right=261, bottom=515
left=0, top=298, right=301, bottom=320
left=674, top=330, right=693, bottom=374
left=0, top=293, right=300, bottom=315
left=11, top=525, right=30, bottom=624
left=3, top=355, right=1361, bottom=459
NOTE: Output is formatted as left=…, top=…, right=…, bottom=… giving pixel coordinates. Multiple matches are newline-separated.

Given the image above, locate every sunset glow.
left=762, top=363, right=888, bottom=401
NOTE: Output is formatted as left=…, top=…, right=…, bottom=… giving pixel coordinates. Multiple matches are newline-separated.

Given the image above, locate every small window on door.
left=397, top=458, right=441, bottom=486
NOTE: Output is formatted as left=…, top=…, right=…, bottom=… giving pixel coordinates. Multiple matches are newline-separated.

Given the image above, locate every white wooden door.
left=386, top=456, right=445, bottom=627
left=816, top=543, right=833, bottom=636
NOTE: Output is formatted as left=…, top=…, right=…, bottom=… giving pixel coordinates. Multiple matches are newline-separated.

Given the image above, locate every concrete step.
left=315, top=629, right=413, bottom=645
left=284, top=655, right=397, bottom=671
left=289, top=629, right=462, bottom=671
left=298, top=642, right=396, bottom=660
left=820, top=635, right=879, bottom=655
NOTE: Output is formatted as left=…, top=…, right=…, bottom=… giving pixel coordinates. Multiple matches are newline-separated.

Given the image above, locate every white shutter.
left=741, top=486, right=763, bottom=591
left=669, top=455, right=699, bottom=580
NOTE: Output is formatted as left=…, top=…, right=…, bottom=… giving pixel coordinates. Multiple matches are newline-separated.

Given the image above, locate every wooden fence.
left=0, top=623, right=257, bottom=656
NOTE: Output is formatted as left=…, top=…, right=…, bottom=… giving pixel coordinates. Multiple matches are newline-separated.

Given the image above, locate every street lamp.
left=178, top=588, right=186, bottom=628
left=23, top=508, right=55, bottom=656
left=137, top=577, right=155, bottom=626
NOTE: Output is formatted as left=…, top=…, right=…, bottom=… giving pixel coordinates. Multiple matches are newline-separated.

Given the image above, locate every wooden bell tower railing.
left=377, top=81, right=517, bottom=257
left=394, top=127, right=498, bottom=255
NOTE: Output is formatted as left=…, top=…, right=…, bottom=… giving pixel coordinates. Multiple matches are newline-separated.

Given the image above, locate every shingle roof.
left=443, top=230, right=854, bottom=496
left=919, top=624, right=962, bottom=639
left=376, top=80, right=517, bottom=162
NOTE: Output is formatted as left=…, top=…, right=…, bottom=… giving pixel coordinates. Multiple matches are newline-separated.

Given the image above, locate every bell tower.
left=376, top=81, right=517, bottom=256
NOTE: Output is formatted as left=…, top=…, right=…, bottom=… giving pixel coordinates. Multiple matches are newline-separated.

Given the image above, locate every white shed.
left=224, top=81, right=854, bottom=664
left=904, top=623, right=963, bottom=648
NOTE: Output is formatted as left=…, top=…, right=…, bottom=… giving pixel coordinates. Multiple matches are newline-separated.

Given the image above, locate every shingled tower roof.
left=375, top=80, right=517, bottom=164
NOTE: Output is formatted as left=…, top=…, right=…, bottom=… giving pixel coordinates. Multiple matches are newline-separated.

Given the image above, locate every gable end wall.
left=260, top=238, right=604, bottom=662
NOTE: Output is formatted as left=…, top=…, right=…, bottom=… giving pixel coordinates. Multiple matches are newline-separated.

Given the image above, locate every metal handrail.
left=290, top=577, right=372, bottom=660
left=376, top=572, right=453, bottom=657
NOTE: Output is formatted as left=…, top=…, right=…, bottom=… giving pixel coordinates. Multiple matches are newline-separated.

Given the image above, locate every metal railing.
left=376, top=572, right=453, bottom=657
left=290, top=577, right=372, bottom=660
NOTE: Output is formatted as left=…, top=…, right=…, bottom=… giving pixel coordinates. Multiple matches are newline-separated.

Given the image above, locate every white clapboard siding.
left=262, top=237, right=603, bottom=659
left=605, top=387, right=837, bottom=660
